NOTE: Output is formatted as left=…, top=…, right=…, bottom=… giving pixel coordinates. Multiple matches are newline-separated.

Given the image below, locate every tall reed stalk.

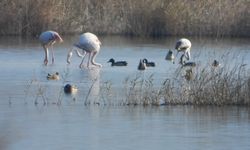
left=0, top=0, right=249, bottom=37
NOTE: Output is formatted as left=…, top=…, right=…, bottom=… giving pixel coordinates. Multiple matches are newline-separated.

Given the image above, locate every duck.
left=179, top=54, right=196, bottom=68
left=47, top=72, right=60, bottom=80
left=107, top=58, right=128, bottom=66
left=212, top=60, right=220, bottom=67
left=142, top=58, right=155, bottom=67
left=64, top=84, right=78, bottom=94
left=165, top=49, right=175, bottom=62
left=184, top=69, right=194, bottom=81
left=138, top=59, right=147, bottom=70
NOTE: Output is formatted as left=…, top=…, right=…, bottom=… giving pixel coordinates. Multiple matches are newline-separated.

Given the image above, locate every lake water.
left=0, top=36, right=250, bottom=149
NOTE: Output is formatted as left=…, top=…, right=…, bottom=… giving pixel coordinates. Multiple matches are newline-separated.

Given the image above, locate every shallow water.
left=0, top=36, right=250, bottom=149
left=1, top=105, right=250, bottom=150
left=0, top=36, right=249, bottom=104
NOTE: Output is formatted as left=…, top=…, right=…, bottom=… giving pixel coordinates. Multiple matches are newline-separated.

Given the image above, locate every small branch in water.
left=84, top=78, right=98, bottom=105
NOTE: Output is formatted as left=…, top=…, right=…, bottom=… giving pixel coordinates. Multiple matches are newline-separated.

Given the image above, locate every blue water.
left=1, top=105, right=250, bottom=150
left=0, top=36, right=250, bottom=150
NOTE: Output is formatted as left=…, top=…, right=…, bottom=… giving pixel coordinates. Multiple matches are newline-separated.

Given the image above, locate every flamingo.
left=39, top=31, right=63, bottom=65
left=175, top=38, right=191, bottom=61
left=67, top=32, right=102, bottom=68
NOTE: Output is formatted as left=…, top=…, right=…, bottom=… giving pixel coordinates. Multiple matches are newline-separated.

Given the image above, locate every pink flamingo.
left=67, top=32, right=102, bottom=68
left=175, top=38, right=192, bottom=60
left=39, top=31, right=63, bottom=65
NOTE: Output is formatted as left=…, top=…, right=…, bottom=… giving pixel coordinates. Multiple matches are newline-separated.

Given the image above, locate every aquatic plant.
left=18, top=55, right=250, bottom=106
left=103, top=61, right=250, bottom=106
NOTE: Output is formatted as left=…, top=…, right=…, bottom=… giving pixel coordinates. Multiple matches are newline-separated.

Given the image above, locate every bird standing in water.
left=39, top=31, right=63, bottom=65
left=107, top=58, right=128, bottom=66
left=175, top=38, right=191, bottom=61
left=67, top=32, right=102, bottom=68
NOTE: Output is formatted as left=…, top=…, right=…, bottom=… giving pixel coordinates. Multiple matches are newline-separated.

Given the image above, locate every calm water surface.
left=0, top=36, right=250, bottom=149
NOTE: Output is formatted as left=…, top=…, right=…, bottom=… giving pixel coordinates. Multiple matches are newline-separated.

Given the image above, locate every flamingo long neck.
left=67, top=48, right=86, bottom=64
left=185, top=49, right=191, bottom=60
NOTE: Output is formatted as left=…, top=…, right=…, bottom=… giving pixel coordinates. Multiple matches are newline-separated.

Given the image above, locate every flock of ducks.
left=47, top=72, right=78, bottom=94
left=41, top=31, right=221, bottom=93
left=107, top=58, right=156, bottom=71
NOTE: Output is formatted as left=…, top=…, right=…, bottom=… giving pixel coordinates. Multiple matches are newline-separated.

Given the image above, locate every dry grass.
left=112, top=63, right=250, bottom=106
left=0, top=0, right=249, bottom=37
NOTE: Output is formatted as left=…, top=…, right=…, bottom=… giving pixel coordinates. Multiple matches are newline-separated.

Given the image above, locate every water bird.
left=180, top=54, right=196, bottom=68
left=64, top=84, right=78, bottom=94
left=107, top=58, right=128, bottom=66
left=175, top=38, right=191, bottom=60
left=138, top=59, right=147, bottom=70
left=212, top=60, right=220, bottom=67
left=165, top=50, right=175, bottom=63
left=143, top=58, right=155, bottom=67
left=184, top=69, right=193, bottom=81
left=67, top=32, right=102, bottom=68
left=47, top=72, right=60, bottom=80
left=39, top=31, right=63, bottom=65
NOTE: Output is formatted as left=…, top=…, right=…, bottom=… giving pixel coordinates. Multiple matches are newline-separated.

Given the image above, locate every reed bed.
left=0, top=0, right=249, bottom=37
left=113, top=63, right=250, bottom=106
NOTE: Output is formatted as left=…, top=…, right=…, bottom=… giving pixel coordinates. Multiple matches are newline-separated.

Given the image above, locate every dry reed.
left=0, top=0, right=249, bottom=37
left=114, top=62, right=250, bottom=106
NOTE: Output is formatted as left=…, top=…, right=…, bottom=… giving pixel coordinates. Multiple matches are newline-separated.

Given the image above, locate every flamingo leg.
left=79, top=50, right=87, bottom=68
left=185, top=49, right=191, bottom=60
left=51, top=45, right=55, bottom=64
left=91, top=51, right=102, bottom=67
left=67, top=48, right=74, bottom=64
left=43, top=44, right=49, bottom=65
left=87, top=52, right=91, bottom=68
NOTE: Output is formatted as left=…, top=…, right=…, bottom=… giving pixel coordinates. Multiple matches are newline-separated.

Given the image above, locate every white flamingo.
left=39, top=31, right=63, bottom=65
left=67, top=32, right=102, bottom=68
left=175, top=38, right=191, bottom=61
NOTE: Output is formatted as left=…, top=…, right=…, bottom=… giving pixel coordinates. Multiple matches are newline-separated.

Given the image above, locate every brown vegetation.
left=118, top=63, right=250, bottom=106
left=1, top=0, right=249, bottom=36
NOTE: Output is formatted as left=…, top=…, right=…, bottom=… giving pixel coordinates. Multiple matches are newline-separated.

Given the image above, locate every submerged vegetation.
left=0, top=0, right=249, bottom=37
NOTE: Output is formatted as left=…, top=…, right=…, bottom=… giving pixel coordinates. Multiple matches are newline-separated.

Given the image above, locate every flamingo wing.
left=39, top=31, right=57, bottom=44
left=175, top=38, right=191, bottom=51
left=78, top=32, right=101, bottom=52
